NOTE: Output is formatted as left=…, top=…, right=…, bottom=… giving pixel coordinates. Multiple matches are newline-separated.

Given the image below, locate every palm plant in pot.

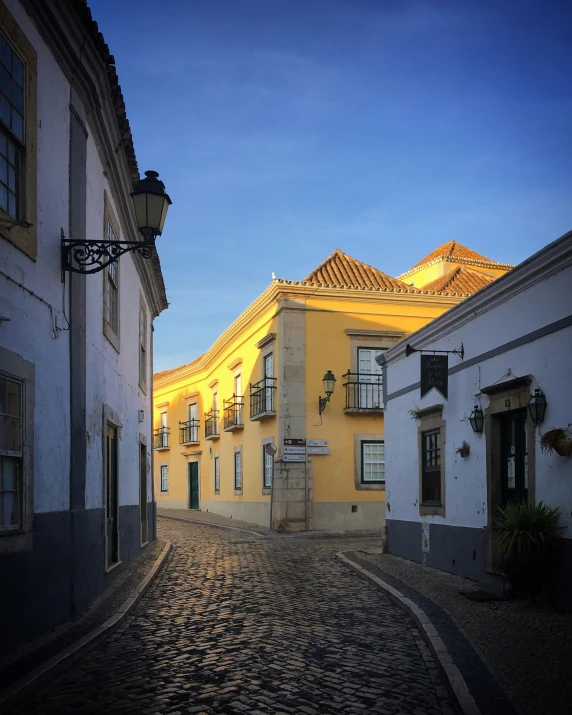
left=495, top=501, right=562, bottom=598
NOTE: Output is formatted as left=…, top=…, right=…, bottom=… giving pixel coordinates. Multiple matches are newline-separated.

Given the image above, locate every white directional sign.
left=308, top=447, right=330, bottom=455
left=308, top=439, right=328, bottom=447
left=283, top=446, right=306, bottom=454
left=283, top=454, right=306, bottom=462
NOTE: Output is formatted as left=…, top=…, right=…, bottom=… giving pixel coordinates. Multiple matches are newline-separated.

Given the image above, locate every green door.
left=188, top=462, right=199, bottom=510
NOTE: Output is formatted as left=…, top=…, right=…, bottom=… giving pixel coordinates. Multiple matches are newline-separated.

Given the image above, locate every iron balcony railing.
left=179, top=419, right=200, bottom=444
left=224, top=395, right=244, bottom=430
left=204, top=410, right=220, bottom=438
left=153, top=427, right=170, bottom=449
left=342, top=371, right=384, bottom=410
left=250, top=377, right=277, bottom=418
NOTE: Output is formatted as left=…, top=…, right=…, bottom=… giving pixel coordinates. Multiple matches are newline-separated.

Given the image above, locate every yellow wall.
left=304, top=297, right=453, bottom=504
left=153, top=303, right=279, bottom=509
left=404, top=261, right=509, bottom=288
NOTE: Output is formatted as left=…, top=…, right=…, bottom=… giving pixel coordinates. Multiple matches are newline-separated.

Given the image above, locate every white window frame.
left=357, top=347, right=384, bottom=409
left=103, top=192, right=121, bottom=351
left=263, top=352, right=274, bottom=412
left=139, top=298, right=147, bottom=392
left=160, top=463, right=168, bottom=493
left=214, top=454, right=220, bottom=493
left=234, top=448, right=242, bottom=491
left=361, top=440, right=385, bottom=484
left=263, top=446, right=273, bottom=489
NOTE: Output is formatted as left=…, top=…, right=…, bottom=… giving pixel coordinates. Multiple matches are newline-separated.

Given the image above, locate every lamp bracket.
left=61, top=238, right=155, bottom=274
left=405, top=343, right=464, bottom=360
left=318, top=395, right=330, bottom=415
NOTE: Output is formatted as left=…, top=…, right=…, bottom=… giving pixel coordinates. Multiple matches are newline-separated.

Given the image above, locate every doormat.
left=459, top=590, right=501, bottom=602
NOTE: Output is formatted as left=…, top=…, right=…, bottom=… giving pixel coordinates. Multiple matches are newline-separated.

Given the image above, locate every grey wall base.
left=386, top=519, right=486, bottom=582
left=0, top=502, right=155, bottom=659
left=313, top=502, right=385, bottom=531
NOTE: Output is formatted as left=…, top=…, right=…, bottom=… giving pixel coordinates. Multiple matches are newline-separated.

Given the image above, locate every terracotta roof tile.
left=154, top=354, right=204, bottom=382
left=398, top=241, right=513, bottom=280
left=304, top=249, right=414, bottom=291
left=422, top=267, right=496, bottom=295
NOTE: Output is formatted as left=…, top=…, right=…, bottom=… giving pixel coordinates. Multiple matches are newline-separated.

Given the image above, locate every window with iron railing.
left=153, top=427, right=170, bottom=449
left=224, top=395, right=244, bottom=430
left=204, top=410, right=219, bottom=438
left=179, top=419, right=200, bottom=444
left=250, top=377, right=276, bottom=418
left=342, top=371, right=383, bottom=410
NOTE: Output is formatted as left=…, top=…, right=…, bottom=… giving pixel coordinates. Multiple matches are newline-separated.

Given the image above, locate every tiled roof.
left=154, top=354, right=204, bottom=382
left=399, top=241, right=513, bottom=279
left=304, top=249, right=415, bottom=291
left=422, top=267, right=496, bottom=295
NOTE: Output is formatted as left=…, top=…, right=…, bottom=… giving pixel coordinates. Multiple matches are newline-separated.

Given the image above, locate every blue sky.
left=90, top=0, right=572, bottom=372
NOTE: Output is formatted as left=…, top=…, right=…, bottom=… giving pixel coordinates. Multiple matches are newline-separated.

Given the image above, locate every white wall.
left=386, top=261, right=572, bottom=538
left=0, top=0, right=71, bottom=515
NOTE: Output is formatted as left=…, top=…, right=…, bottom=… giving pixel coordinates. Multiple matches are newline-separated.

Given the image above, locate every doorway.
left=499, top=408, right=528, bottom=507
left=188, top=462, right=199, bottom=510
left=140, top=441, right=148, bottom=545
left=105, top=423, right=119, bottom=567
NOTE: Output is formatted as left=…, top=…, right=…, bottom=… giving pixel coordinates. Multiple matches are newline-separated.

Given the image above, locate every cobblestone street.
left=18, top=518, right=457, bottom=715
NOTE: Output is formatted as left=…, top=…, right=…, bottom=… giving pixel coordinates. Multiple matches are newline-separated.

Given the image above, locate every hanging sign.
left=420, top=354, right=448, bottom=399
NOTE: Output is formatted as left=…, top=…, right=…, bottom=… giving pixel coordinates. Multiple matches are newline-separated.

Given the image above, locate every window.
left=159, top=411, right=168, bottom=448
left=0, top=32, right=24, bottom=221
left=139, top=301, right=147, bottom=390
left=357, top=348, right=384, bottom=408
left=106, top=222, right=119, bottom=332
left=103, top=193, right=121, bottom=350
left=188, top=403, right=199, bottom=443
left=160, top=464, right=168, bottom=492
left=421, top=429, right=441, bottom=505
left=361, top=441, right=385, bottom=484
left=234, top=449, right=242, bottom=490
left=263, top=446, right=273, bottom=489
left=214, top=454, right=220, bottom=493
left=0, top=375, right=22, bottom=530
left=264, top=353, right=274, bottom=412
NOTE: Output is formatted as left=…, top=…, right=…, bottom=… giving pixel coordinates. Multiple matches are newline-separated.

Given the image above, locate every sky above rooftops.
left=90, top=0, right=572, bottom=372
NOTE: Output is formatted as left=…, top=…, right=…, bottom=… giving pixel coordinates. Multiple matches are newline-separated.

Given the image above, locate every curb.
left=157, top=512, right=266, bottom=538
left=0, top=540, right=172, bottom=713
left=337, top=552, right=481, bottom=715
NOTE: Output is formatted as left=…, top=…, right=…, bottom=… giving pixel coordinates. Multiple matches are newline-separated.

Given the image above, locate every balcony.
left=153, top=427, right=170, bottom=450
left=342, top=371, right=384, bottom=414
left=179, top=419, right=200, bottom=445
left=224, top=395, right=244, bottom=431
left=205, top=410, right=220, bottom=439
left=250, top=377, right=277, bottom=420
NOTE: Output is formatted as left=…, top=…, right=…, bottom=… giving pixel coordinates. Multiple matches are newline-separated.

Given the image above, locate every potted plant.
left=495, top=501, right=562, bottom=598
left=540, top=427, right=572, bottom=457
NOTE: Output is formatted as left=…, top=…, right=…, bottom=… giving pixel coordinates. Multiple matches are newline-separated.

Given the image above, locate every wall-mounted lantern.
left=528, top=388, right=547, bottom=426
left=318, top=370, right=336, bottom=415
left=62, top=170, right=172, bottom=274
left=469, top=405, right=484, bottom=434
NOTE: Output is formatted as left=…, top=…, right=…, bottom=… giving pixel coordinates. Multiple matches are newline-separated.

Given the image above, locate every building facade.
left=0, top=0, right=168, bottom=655
left=153, top=246, right=509, bottom=533
left=381, top=231, right=572, bottom=605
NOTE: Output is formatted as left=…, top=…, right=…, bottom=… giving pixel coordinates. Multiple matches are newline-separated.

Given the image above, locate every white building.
left=0, top=0, right=168, bottom=654
left=381, top=231, right=572, bottom=606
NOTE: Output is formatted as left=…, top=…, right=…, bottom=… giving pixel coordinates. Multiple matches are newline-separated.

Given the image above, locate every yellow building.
left=153, top=243, right=512, bottom=532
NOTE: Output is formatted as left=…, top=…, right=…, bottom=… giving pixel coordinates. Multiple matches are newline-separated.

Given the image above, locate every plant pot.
left=553, top=438, right=572, bottom=457
left=505, top=552, right=547, bottom=596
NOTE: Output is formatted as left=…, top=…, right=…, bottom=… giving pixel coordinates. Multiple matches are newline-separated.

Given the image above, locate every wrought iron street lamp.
left=469, top=405, right=484, bottom=434
left=527, top=388, right=547, bottom=426
left=62, top=170, right=172, bottom=274
left=318, top=370, right=336, bottom=415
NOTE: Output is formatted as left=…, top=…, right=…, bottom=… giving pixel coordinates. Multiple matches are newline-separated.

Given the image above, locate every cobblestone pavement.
left=360, top=552, right=572, bottom=715
left=19, top=520, right=457, bottom=715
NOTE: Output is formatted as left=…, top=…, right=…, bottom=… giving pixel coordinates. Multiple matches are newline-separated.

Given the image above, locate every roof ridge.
left=304, top=248, right=413, bottom=290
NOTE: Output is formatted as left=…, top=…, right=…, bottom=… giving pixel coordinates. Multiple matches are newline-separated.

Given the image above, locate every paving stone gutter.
left=0, top=539, right=171, bottom=713
left=339, top=550, right=572, bottom=715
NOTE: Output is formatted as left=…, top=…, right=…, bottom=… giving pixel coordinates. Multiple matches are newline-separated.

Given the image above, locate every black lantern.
left=319, top=370, right=336, bottom=415
left=528, top=388, right=547, bottom=425
left=131, top=170, right=172, bottom=240
left=62, top=169, right=172, bottom=274
left=469, top=405, right=484, bottom=434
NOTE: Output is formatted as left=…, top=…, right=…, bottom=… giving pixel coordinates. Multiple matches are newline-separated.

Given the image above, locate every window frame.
left=159, top=463, right=168, bottom=493
left=138, top=296, right=147, bottom=393
left=416, top=405, right=446, bottom=517
left=0, top=3, right=37, bottom=260
left=263, top=445, right=273, bottom=489
left=234, top=447, right=242, bottom=492
left=102, top=191, right=121, bottom=352
left=0, top=346, right=34, bottom=554
left=0, top=374, right=23, bottom=531
left=214, top=454, right=220, bottom=494
left=360, top=440, right=385, bottom=485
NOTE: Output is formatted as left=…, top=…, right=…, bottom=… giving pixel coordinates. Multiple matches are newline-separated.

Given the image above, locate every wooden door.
left=139, top=442, right=148, bottom=544
left=188, top=462, right=199, bottom=510
left=105, top=423, right=119, bottom=566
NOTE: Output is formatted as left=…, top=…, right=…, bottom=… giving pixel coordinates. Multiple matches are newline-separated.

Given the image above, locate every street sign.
left=284, top=438, right=306, bottom=446
left=308, top=447, right=329, bottom=455
left=283, top=446, right=305, bottom=454
left=308, top=439, right=328, bottom=447
left=283, top=454, right=306, bottom=462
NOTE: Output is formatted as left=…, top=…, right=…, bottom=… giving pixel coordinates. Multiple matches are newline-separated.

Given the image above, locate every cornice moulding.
left=227, top=358, right=243, bottom=371
left=183, top=392, right=199, bottom=400
left=155, top=401, right=170, bottom=409
left=207, top=379, right=219, bottom=389
left=255, top=333, right=277, bottom=350
left=344, top=329, right=405, bottom=339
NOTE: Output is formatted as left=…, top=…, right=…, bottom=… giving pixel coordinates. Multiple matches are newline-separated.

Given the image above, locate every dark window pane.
left=0, top=94, right=9, bottom=127
left=11, top=110, right=22, bottom=141
left=6, top=380, right=19, bottom=416
left=11, top=81, right=22, bottom=112
left=0, top=156, right=6, bottom=184
left=422, top=469, right=441, bottom=503
left=0, top=132, right=6, bottom=157
left=0, top=415, right=4, bottom=450
left=3, top=456, right=19, bottom=490
left=6, top=417, right=20, bottom=451
left=2, top=491, right=20, bottom=527
left=8, top=191, right=16, bottom=218
left=7, top=140, right=15, bottom=164
left=7, top=164, right=14, bottom=190
left=12, top=54, right=23, bottom=87
left=0, top=37, right=10, bottom=70
left=0, top=378, right=5, bottom=412
left=0, top=183, right=7, bottom=212
left=0, top=66, right=9, bottom=97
